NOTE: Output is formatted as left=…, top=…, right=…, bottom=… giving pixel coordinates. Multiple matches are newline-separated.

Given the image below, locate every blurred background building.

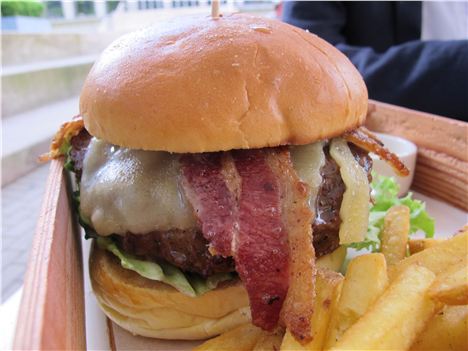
left=1, top=0, right=278, bottom=302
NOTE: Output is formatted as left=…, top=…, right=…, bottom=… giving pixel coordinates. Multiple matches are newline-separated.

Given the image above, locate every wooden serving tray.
left=13, top=100, right=468, bottom=350
left=365, top=101, right=468, bottom=211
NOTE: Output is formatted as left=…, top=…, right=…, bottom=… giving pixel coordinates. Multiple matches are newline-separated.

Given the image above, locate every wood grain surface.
left=13, top=160, right=85, bottom=350
left=366, top=100, right=468, bottom=211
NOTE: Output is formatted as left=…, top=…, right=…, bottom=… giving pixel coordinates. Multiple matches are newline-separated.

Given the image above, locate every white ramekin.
left=371, top=133, right=417, bottom=196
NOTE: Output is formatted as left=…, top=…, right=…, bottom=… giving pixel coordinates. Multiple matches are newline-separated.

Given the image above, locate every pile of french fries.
left=195, top=206, right=468, bottom=351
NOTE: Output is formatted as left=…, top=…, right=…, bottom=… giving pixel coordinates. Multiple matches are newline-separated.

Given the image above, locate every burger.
left=44, top=14, right=407, bottom=343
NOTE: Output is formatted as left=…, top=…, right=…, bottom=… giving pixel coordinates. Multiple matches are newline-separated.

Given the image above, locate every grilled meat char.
left=68, top=128, right=91, bottom=181
left=115, top=229, right=235, bottom=277
left=70, top=130, right=371, bottom=277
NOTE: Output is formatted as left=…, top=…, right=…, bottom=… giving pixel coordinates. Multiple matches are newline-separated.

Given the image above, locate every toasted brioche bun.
left=80, top=14, right=367, bottom=153
left=90, top=242, right=345, bottom=340
left=89, top=243, right=251, bottom=340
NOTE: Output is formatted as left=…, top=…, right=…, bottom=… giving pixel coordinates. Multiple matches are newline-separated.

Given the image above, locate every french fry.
left=330, top=265, right=439, bottom=351
left=280, top=331, right=301, bottom=351
left=280, top=268, right=343, bottom=351
left=381, top=205, right=410, bottom=265
left=252, top=330, right=283, bottom=351
left=410, top=305, right=468, bottom=351
left=408, top=238, right=443, bottom=255
left=194, top=323, right=263, bottom=351
left=428, top=261, right=468, bottom=305
left=389, top=230, right=468, bottom=280
left=324, top=253, right=388, bottom=348
left=316, top=245, right=347, bottom=272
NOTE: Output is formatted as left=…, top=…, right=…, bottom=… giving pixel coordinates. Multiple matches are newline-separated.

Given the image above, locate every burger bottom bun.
left=90, top=241, right=346, bottom=340
left=90, top=242, right=251, bottom=340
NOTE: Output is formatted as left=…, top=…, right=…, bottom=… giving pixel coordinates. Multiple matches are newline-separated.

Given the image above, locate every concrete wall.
left=2, top=16, right=52, bottom=32
left=1, top=32, right=121, bottom=66
left=2, top=61, right=93, bottom=117
left=1, top=31, right=124, bottom=117
left=50, top=17, right=104, bottom=33
left=100, top=5, right=237, bottom=32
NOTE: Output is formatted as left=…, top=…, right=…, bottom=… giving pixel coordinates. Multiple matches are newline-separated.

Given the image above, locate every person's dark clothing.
left=282, top=1, right=468, bottom=121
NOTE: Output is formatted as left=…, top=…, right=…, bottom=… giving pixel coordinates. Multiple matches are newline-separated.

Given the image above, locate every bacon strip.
left=39, top=115, right=84, bottom=162
left=271, top=149, right=316, bottom=342
left=181, top=149, right=316, bottom=340
left=344, top=127, right=409, bottom=176
left=232, top=149, right=291, bottom=330
left=179, top=153, right=236, bottom=257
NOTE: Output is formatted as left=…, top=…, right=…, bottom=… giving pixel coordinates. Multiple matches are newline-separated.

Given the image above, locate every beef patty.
left=114, top=230, right=235, bottom=277
left=70, top=130, right=371, bottom=277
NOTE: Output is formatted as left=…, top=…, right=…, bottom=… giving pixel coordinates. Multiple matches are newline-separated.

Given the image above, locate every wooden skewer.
left=211, top=0, right=220, bottom=18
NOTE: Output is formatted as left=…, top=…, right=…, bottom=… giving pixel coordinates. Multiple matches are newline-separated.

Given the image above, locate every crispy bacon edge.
left=181, top=149, right=317, bottom=342
left=272, top=149, right=316, bottom=343
left=344, top=127, right=410, bottom=177
left=39, top=115, right=84, bottom=162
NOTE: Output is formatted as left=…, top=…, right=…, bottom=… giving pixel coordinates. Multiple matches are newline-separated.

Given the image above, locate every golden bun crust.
left=89, top=242, right=345, bottom=340
left=80, top=14, right=367, bottom=153
left=89, top=243, right=251, bottom=340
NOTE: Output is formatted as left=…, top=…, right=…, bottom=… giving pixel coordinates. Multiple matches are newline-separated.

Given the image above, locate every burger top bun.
left=80, top=13, right=367, bottom=153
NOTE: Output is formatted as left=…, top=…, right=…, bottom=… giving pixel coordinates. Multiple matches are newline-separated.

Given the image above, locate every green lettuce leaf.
left=349, top=173, right=435, bottom=252
left=70, top=190, right=96, bottom=239
left=58, top=138, right=76, bottom=172
left=96, top=237, right=234, bottom=297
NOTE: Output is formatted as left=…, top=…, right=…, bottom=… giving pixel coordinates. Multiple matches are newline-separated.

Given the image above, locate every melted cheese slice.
left=80, top=138, right=348, bottom=236
left=290, top=142, right=325, bottom=210
left=80, top=139, right=197, bottom=235
left=329, top=138, right=370, bottom=244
